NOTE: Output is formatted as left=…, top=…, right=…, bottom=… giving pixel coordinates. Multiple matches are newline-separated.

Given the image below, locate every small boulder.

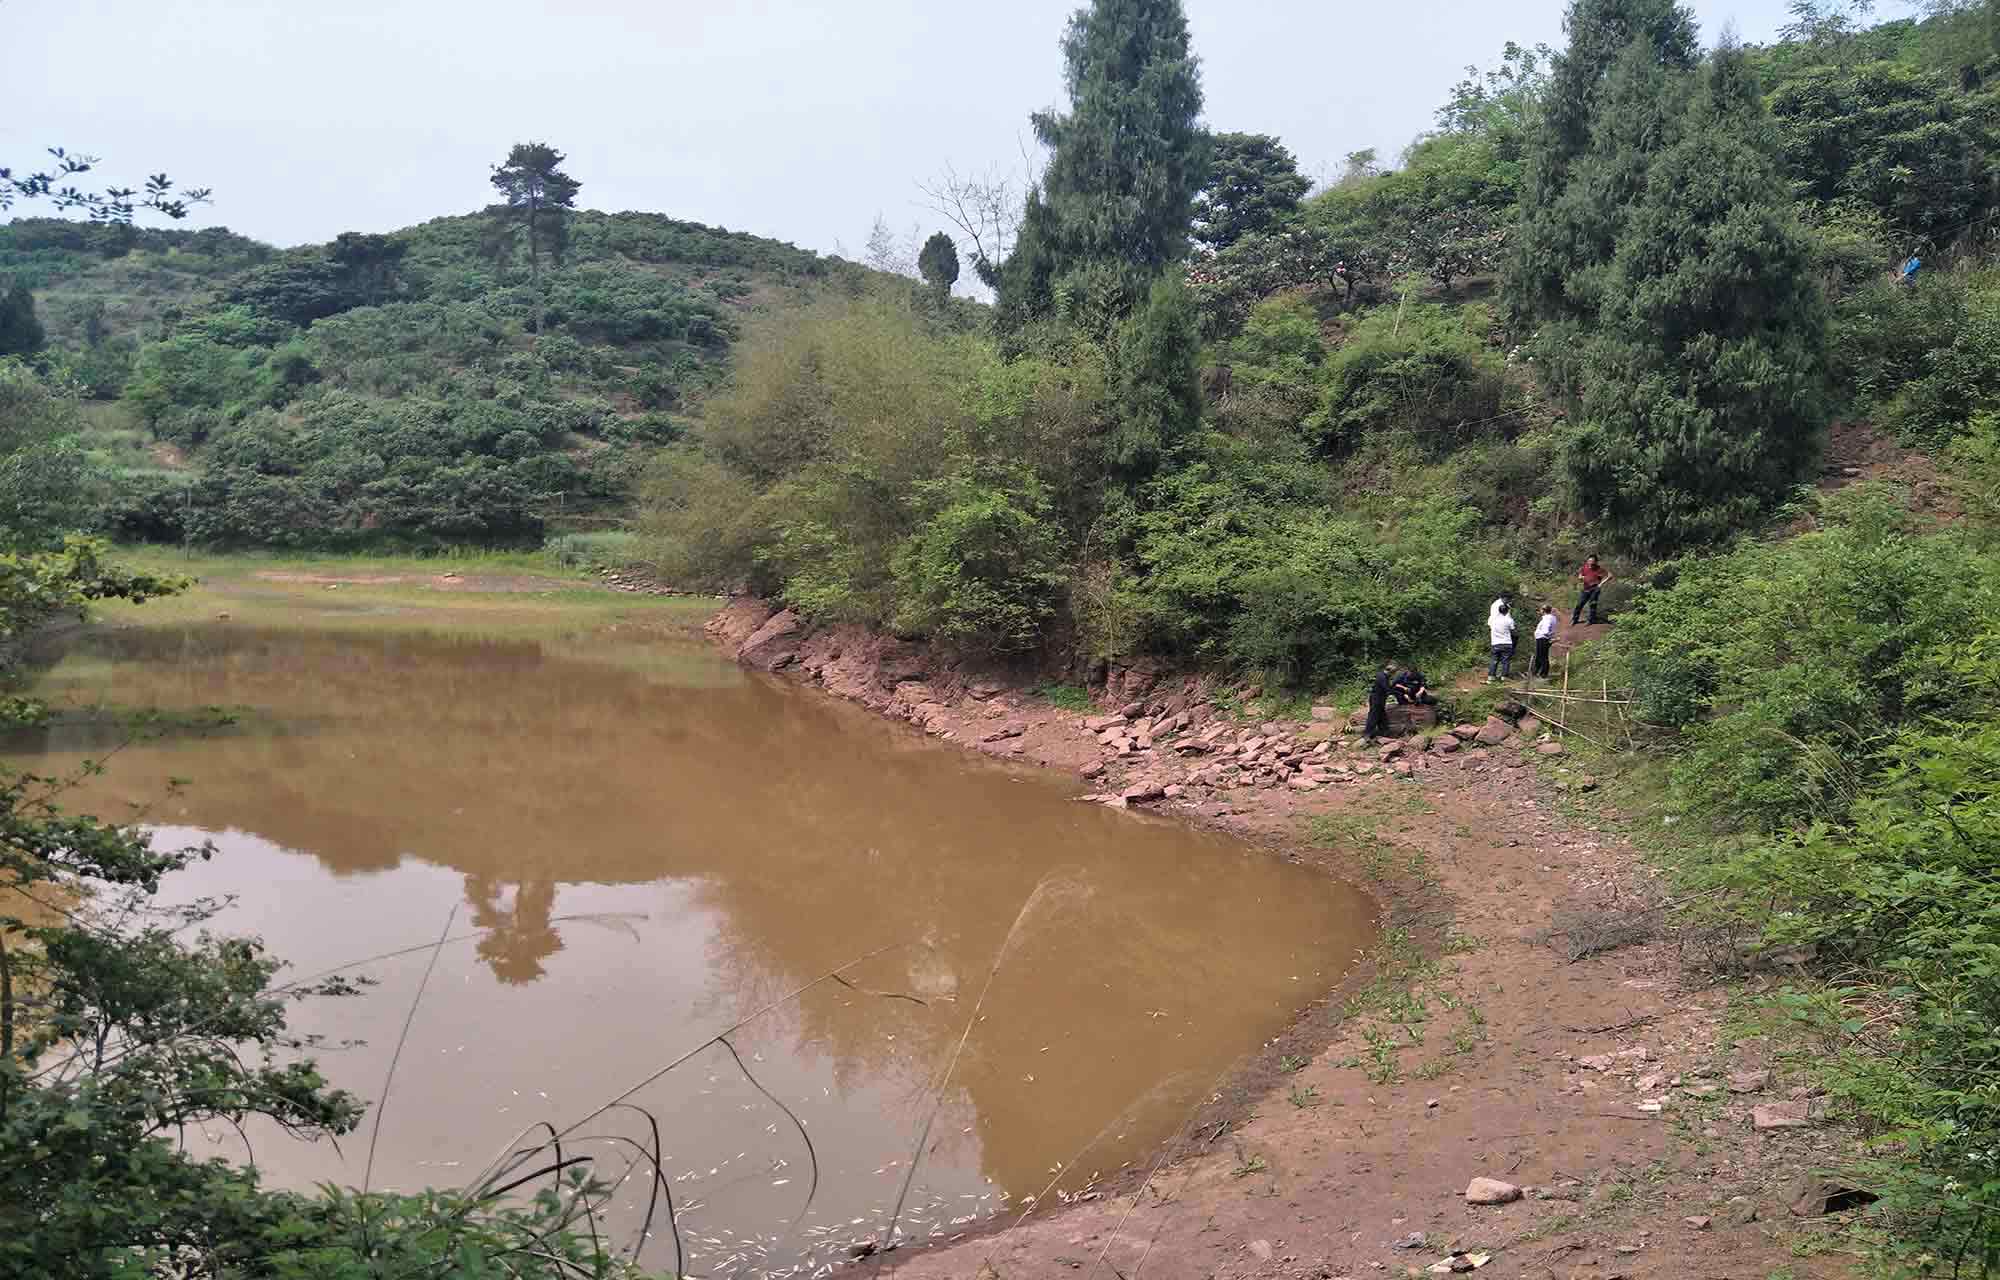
left=980, top=722, right=1026, bottom=743
left=1079, top=761, right=1105, bottom=780
left=1474, top=716, right=1514, bottom=746
left=1246, top=1239, right=1273, bottom=1262
left=1536, top=741, right=1566, bottom=757
left=1121, top=780, right=1167, bottom=803
left=1753, top=1101, right=1812, bottom=1130
left=967, top=680, right=1004, bottom=701
left=1727, top=1070, right=1770, bottom=1094
left=1085, top=714, right=1126, bottom=732
left=1379, top=741, right=1405, bottom=761
left=1451, top=723, right=1482, bottom=741
left=1465, top=1177, right=1522, bottom=1205
left=1684, top=1215, right=1712, bottom=1231
left=1118, top=701, right=1146, bottom=720
left=1435, top=736, right=1461, bottom=754
left=1783, top=1172, right=1879, bottom=1218
left=1311, top=705, right=1338, bottom=721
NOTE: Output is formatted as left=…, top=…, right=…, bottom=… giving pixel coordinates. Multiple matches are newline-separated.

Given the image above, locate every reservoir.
left=11, top=571, right=1375, bottom=1277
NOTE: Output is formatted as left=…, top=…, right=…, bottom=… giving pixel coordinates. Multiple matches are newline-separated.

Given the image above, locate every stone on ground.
left=1464, top=1177, right=1522, bottom=1205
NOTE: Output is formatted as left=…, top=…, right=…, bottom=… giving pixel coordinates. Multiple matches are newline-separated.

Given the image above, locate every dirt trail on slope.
left=706, top=602, right=1863, bottom=1280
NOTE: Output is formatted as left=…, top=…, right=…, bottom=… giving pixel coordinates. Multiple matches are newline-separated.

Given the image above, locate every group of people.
left=1360, top=555, right=1614, bottom=744
left=1484, top=555, right=1611, bottom=683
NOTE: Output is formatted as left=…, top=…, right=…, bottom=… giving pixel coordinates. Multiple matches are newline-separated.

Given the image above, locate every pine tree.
left=1194, top=133, right=1310, bottom=251
left=1551, top=42, right=1831, bottom=545
left=0, top=279, right=44, bottom=358
left=490, top=142, right=581, bottom=333
left=998, top=0, right=1207, bottom=333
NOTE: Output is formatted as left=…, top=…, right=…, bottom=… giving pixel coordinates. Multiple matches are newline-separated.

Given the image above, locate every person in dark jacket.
left=1390, top=668, right=1437, bottom=706
left=1363, top=663, right=1393, bottom=744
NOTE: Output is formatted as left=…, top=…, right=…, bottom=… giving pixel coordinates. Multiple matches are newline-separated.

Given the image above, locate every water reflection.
left=13, top=620, right=1376, bottom=1275
left=464, top=876, right=562, bottom=984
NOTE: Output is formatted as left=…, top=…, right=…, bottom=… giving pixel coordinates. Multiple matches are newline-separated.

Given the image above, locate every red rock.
left=1121, top=780, right=1166, bottom=803
left=1079, top=761, right=1105, bottom=779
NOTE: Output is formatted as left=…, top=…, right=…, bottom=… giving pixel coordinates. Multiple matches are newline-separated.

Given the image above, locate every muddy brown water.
left=11, top=617, right=1375, bottom=1277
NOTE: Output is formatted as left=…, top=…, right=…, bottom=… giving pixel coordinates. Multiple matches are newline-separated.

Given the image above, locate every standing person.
left=1532, top=604, right=1557, bottom=678
left=1363, top=662, right=1393, bottom=744
left=1488, top=590, right=1513, bottom=631
left=1899, top=253, right=1921, bottom=286
left=1487, top=603, right=1517, bottom=684
left=1572, top=555, right=1611, bottom=626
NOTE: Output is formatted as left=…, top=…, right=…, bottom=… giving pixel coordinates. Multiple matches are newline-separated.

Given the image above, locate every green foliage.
left=1518, top=28, right=1831, bottom=547
left=1194, top=132, right=1311, bottom=251
left=918, top=231, right=960, bottom=297
left=1367, top=135, right=1513, bottom=291
left=1884, top=274, right=2000, bottom=442
left=999, top=0, right=1208, bottom=331
left=0, top=278, right=44, bottom=357
left=1109, top=275, right=1203, bottom=482
left=1317, top=303, right=1505, bottom=455
left=1642, top=512, right=2000, bottom=1268
left=0, top=146, right=210, bottom=222
left=1621, top=495, right=2000, bottom=829
left=0, top=362, right=108, bottom=549
left=1122, top=433, right=1510, bottom=682
left=1771, top=59, right=2000, bottom=243
left=891, top=470, right=1068, bottom=652
left=1186, top=218, right=1365, bottom=337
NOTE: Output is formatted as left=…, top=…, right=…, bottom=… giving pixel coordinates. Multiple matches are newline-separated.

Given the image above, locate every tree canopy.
left=1193, top=132, right=1310, bottom=251
left=997, top=0, right=1208, bottom=333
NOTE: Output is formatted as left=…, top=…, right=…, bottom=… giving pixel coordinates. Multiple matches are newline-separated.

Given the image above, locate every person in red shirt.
left=1572, top=555, right=1611, bottom=626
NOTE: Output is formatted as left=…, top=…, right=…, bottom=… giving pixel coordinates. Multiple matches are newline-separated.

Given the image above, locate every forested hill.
left=0, top=207, right=926, bottom=548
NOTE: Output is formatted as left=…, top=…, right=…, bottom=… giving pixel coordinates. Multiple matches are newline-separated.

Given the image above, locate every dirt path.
left=706, top=603, right=1863, bottom=1280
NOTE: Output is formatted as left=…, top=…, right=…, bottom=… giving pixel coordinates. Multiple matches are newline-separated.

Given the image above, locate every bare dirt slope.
left=707, top=601, right=1866, bottom=1280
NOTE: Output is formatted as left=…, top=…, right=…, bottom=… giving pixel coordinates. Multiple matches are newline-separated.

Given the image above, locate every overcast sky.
left=6, top=0, right=1831, bottom=264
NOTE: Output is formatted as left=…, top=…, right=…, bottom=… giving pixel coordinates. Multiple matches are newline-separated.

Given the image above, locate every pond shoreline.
left=705, top=597, right=1854, bottom=1280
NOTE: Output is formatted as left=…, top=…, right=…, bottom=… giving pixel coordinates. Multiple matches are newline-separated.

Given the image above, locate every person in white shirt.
left=1487, top=602, right=1518, bottom=683
left=1532, top=604, right=1558, bottom=678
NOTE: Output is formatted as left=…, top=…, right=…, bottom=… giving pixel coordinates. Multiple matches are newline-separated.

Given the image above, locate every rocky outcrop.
left=1343, top=703, right=1439, bottom=737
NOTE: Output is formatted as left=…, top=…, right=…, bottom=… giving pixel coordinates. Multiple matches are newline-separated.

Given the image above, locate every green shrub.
left=1621, top=493, right=2000, bottom=831
left=1828, top=271, right=1972, bottom=408
left=1316, top=303, right=1504, bottom=455
left=1673, top=662, right=2000, bottom=1275
left=890, top=471, right=1068, bottom=653
left=1886, top=278, right=2000, bottom=444
left=1127, top=433, right=1508, bottom=685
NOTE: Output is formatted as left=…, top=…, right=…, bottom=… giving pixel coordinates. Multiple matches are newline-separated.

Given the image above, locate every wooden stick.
left=1559, top=649, right=1572, bottom=741
left=1525, top=705, right=1610, bottom=750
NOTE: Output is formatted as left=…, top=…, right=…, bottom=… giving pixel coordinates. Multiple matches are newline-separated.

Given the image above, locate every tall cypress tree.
left=1531, top=36, right=1830, bottom=546
left=1509, top=0, right=1699, bottom=322
left=998, top=0, right=1207, bottom=333
left=0, top=279, right=44, bottom=358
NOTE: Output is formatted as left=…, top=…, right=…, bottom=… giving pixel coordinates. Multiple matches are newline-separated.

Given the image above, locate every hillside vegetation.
left=0, top=202, right=917, bottom=549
